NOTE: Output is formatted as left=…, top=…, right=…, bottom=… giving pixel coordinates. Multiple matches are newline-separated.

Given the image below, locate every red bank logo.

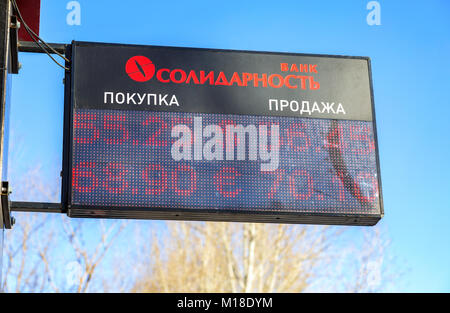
left=125, top=55, right=320, bottom=90
left=125, top=56, right=155, bottom=82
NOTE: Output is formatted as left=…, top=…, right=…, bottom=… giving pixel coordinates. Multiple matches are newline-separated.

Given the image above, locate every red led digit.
left=103, top=162, right=128, bottom=194
left=143, top=116, right=168, bottom=146
left=73, top=113, right=99, bottom=144
left=289, top=170, right=313, bottom=200
left=170, top=116, right=194, bottom=144
left=142, top=163, right=168, bottom=195
left=103, top=114, right=129, bottom=144
left=286, top=122, right=310, bottom=152
left=266, top=169, right=285, bottom=199
left=213, top=167, right=242, bottom=198
left=72, top=162, right=98, bottom=193
left=170, top=116, right=193, bottom=129
left=171, top=165, right=197, bottom=196
left=260, top=122, right=283, bottom=145
left=349, top=125, right=375, bottom=155
left=218, top=119, right=236, bottom=130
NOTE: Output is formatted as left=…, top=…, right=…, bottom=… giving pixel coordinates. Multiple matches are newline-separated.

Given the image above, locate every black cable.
left=20, top=23, right=68, bottom=71
left=11, top=0, right=68, bottom=60
left=12, top=0, right=69, bottom=62
left=11, top=0, right=70, bottom=70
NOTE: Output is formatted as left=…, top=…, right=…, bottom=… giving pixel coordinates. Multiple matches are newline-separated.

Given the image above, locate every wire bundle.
left=11, top=0, right=69, bottom=70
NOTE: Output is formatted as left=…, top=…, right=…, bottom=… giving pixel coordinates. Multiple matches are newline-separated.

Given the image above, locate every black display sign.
left=62, top=41, right=383, bottom=225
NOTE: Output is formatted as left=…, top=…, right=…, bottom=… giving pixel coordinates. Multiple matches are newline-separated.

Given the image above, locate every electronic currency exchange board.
left=62, top=41, right=383, bottom=225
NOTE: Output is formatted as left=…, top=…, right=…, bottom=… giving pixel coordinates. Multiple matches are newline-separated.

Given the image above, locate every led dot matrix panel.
left=63, top=41, right=383, bottom=225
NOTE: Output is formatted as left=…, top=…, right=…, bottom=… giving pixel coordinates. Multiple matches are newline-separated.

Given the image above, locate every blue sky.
left=7, top=0, right=450, bottom=292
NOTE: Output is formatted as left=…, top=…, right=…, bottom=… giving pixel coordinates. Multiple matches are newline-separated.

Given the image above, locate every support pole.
left=18, top=40, right=67, bottom=54
left=0, top=0, right=12, bottom=291
left=10, top=201, right=63, bottom=213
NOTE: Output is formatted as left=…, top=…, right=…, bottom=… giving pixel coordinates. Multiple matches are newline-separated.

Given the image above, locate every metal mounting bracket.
left=1, top=181, right=14, bottom=229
